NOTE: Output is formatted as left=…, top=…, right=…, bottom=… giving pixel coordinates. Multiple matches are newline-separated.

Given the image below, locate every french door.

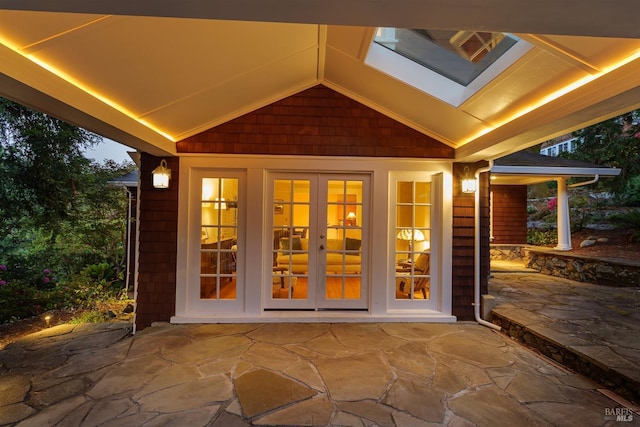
left=266, top=173, right=369, bottom=310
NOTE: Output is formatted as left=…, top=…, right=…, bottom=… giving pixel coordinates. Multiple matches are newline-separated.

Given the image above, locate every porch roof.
left=490, top=151, right=621, bottom=185
left=1, top=2, right=640, bottom=162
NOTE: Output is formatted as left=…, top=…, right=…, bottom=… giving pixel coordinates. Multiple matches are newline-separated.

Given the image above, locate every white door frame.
left=264, top=172, right=370, bottom=310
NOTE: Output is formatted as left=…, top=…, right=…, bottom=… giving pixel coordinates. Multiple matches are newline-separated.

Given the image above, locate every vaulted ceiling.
left=2, top=1, right=640, bottom=161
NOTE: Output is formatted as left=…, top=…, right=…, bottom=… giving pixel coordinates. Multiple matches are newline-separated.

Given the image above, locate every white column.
left=555, top=177, right=572, bottom=251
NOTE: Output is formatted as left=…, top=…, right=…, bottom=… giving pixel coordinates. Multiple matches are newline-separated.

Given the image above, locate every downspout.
left=568, top=175, right=599, bottom=188
left=124, top=188, right=133, bottom=295
left=473, top=160, right=501, bottom=331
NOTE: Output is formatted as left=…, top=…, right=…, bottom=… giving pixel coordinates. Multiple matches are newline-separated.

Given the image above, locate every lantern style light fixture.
left=152, top=159, right=171, bottom=189
left=461, top=166, right=477, bottom=193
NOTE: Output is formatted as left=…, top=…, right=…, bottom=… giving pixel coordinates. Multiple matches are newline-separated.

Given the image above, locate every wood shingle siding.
left=177, top=85, right=454, bottom=159
left=135, top=154, right=179, bottom=330
left=451, top=163, right=490, bottom=320
left=491, top=185, right=527, bottom=244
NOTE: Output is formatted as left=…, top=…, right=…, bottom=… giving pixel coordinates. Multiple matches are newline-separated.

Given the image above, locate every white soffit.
left=1, top=6, right=640, bottom=160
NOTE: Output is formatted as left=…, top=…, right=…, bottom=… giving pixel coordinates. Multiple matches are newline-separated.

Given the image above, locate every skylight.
left=374, top=28, right=519, bottom=86
left=368, top=28, right=531, bottom=107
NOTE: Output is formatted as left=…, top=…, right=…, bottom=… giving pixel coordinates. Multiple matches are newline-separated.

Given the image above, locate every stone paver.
left=235, top=369, right=315, bottom=418
left=1, top=318, right=639, bottom=426
left=490, top=269, right=640, bottom=405
left=3, top=267, right=640, bottom=426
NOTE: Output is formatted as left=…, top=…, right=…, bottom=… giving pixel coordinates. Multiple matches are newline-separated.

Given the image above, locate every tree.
left=53, top=160, right=134, bottom=282
left=0, top=98, right=100, bottom=234
left=567, top=111, right=640, bottom=194
left=0, top=98, right=135, bottom=285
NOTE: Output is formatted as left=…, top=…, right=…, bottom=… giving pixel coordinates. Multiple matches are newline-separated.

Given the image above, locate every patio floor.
left=489, top=265, right=640, bottom=407
left=1, top=316, right=638, bottom=425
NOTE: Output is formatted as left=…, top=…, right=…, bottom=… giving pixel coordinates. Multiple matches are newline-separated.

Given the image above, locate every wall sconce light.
left=461, top=166, right=477, bottom=193
left=152, top=159, right=171, bottom=189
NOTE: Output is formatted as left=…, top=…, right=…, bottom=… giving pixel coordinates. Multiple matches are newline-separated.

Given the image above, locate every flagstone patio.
left=1, top=319, right=635, bottom=426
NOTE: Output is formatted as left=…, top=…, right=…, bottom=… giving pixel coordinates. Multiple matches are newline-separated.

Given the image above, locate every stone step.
left=491, top=308, right=640, bottom=405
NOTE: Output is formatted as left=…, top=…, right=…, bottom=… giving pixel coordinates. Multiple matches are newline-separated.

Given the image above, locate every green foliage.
left=0, top=99, right=100, bottom=233
left=0, top=264, right=57, bottom=321
left=608, top=209, right=640, bottom=242
left=527, top=229, right=557, bottom=246
left=569, top=194, right=592, bottom=231
left=0, top=263, right=125, bottom=323
left=0, top=279, right=40, bottom=321
left=70, top=311, right=110, bottom=324
left=614, top=175, right=640, bottom=207
left=568, top=111, right=640, bottom=194
left=0, top=98, right=135, bottom=323
left=609, top=209, right=640, bottom=227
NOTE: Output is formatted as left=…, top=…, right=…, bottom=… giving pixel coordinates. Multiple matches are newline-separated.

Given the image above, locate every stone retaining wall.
left=490, top=245, right=525, bottom=261
left=490, top=244, right=640, bottom=287
left=524, top=248, right=640, bottom=287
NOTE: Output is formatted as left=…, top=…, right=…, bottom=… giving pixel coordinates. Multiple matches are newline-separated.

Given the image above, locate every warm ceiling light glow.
left=0, top=37, right=175, bottom=142
left=461, top=49, right=640, bottom=144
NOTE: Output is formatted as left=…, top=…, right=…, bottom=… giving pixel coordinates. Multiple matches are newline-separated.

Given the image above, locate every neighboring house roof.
left=540, top=134, right=576, bottom=149
left=491, top=151, right=620, bottom=185
left=109, top=170, right=139, bottom=188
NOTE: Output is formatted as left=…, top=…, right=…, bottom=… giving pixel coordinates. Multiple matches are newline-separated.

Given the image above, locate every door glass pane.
left=394, top=180, right=431, bottom=300
left=326, top=180, right=362, bottom=299
left=272, top=179, right=310, bottom=300
left=200, top=178, right=238, bottom=299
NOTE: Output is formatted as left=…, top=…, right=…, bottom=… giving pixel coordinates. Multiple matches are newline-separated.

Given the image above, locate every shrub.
left=608, top=209, right=640, bottom=242
left=0, top=264, right=58, bottom=322
left=615, top=175, right=640, bottom=207
left=0, top=279, right=41, bottom=322
left=70, top=310, right=110, bottom=324
left=527, top=229, right=557, bottom=246
left=0, top=262, right=126, bottom=323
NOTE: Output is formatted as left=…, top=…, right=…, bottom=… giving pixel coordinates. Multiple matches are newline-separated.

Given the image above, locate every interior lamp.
left=396, top=229, right=425, bottom=252
left=346, top=211, right=357, bottom=226
left=152, top=159, right=171, bottom=189
left=461, top=166, right=477, bottom=194
left=214, top=198, right=228, bottom=210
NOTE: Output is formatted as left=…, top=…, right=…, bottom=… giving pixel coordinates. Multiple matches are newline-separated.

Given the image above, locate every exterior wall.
left=136, top=85, right=470, bottom=329
left=491, top=185, right=527, bottom=244
left=452, top=163, right=490, bottom=320
left=176, top=85, right=454, bottom=159
left=135, top=154, right=179, bottom=331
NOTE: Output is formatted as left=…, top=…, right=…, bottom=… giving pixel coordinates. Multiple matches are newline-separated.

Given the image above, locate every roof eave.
left=491, top=165, right=621, bottom=177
